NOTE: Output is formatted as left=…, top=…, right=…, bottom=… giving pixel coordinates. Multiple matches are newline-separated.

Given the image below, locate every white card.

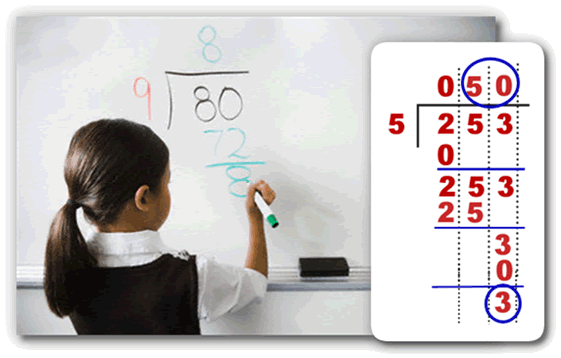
left=371, top=43, right=544, bottom=342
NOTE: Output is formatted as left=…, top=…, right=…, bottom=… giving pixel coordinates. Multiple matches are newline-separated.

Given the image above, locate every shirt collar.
left=87, top=230, right=168, bottom=256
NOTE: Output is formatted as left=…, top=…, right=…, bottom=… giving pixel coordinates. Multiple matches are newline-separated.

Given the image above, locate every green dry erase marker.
left=254, top=191, right=279, bottom=228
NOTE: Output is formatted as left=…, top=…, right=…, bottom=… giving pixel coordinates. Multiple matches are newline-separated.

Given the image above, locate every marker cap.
left=266, top=214, right=279, bottom=228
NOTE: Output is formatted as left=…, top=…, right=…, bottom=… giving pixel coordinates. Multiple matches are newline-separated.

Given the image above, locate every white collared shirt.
left=86, top=230, right=267, bottom=322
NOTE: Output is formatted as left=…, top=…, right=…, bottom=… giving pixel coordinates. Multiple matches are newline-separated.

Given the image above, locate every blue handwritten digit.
left=204, top=129, right=224, bottom=155
left=227, top=128, right=249, bottom=159
left=198, top=26, right=222, bottom=63
left=226, top=165, right=252, bottom=198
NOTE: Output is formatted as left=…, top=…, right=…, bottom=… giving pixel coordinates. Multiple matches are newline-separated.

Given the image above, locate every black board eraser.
left=299, top=257, right=349, bottom=277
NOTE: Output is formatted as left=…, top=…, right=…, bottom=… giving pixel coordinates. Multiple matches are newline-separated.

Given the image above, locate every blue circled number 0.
left=461, top=57, right=520, bottom=109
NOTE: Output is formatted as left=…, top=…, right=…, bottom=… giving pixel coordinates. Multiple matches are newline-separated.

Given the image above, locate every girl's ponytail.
left=44, top=200, right=96, bottom=317
left=43, top=118, right=169, bottom=318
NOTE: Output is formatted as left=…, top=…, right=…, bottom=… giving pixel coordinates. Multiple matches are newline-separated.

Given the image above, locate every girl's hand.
left=246, top=180, right=276, bottom=220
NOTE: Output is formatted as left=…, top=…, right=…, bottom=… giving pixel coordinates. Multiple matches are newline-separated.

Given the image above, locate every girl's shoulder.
left=167, top=249, right=193, bottom=261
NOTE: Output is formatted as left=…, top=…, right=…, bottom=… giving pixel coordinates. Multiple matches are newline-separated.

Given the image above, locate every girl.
left=44, top=118, right=276, bottom=334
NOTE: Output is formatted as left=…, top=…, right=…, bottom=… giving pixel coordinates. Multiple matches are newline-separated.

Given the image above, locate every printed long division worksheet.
left=371, top=43, right=544, bottom=341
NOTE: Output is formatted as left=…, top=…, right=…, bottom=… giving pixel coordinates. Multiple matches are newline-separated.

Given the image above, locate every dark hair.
left=44, top=119, right=169, bottom=317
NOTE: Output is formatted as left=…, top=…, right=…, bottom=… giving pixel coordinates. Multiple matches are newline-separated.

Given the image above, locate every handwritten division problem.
left=133, top=26, right=265, bottom=199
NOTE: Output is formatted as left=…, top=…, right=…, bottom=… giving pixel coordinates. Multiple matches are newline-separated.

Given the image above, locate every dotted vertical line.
left=515, top=63, right=520, bottom=323
left=487, top=65, right=492, bottom=324
left=457, top=68, right=462, bottom=324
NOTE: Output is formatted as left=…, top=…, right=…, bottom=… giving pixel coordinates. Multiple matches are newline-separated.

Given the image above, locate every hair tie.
left=66, top=199, right=81, bottom=209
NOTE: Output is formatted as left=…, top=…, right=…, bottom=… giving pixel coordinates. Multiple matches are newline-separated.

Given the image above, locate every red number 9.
left=134, top=77, right=152, bottom=121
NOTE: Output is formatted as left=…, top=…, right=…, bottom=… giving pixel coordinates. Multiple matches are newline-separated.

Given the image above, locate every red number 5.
left=467, top=202, right=483, bottom=223
left=466, top=76, right=482, bottom=97
left=389, top=114, right=404, bottom=134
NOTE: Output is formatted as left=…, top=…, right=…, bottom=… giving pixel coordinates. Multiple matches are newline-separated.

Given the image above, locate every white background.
left=3, top=0, right=558, bottom=355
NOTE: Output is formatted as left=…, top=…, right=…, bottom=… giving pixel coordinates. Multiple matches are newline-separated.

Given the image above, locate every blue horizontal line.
left=418, top=104, right=530, bottom=107
left=435, top=227, right=525, bottom=229
left=432, top=285, right=524, bottom=289
left=165, top=70, right=249, bottom=76
left=206, top=161, right=266, bottom=168
left=438, top=168, right=525, bottom=171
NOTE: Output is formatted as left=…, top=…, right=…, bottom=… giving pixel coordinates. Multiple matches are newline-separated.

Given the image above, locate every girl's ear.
left=134, top=185, right=151, bottom=212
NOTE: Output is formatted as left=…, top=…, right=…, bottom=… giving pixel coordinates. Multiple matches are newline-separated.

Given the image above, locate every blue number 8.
left=226, top=165, right=251, bottom=198
left=198, top=26, right=222, bottom=63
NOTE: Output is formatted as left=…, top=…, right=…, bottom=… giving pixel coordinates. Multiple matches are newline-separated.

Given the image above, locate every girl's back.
left=70, top=251, right=199, bottom=334
left=44, top=119, right=275, bottom=334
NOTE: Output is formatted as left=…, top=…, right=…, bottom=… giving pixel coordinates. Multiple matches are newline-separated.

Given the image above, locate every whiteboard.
left=16, top=16, right=495, bottom=268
